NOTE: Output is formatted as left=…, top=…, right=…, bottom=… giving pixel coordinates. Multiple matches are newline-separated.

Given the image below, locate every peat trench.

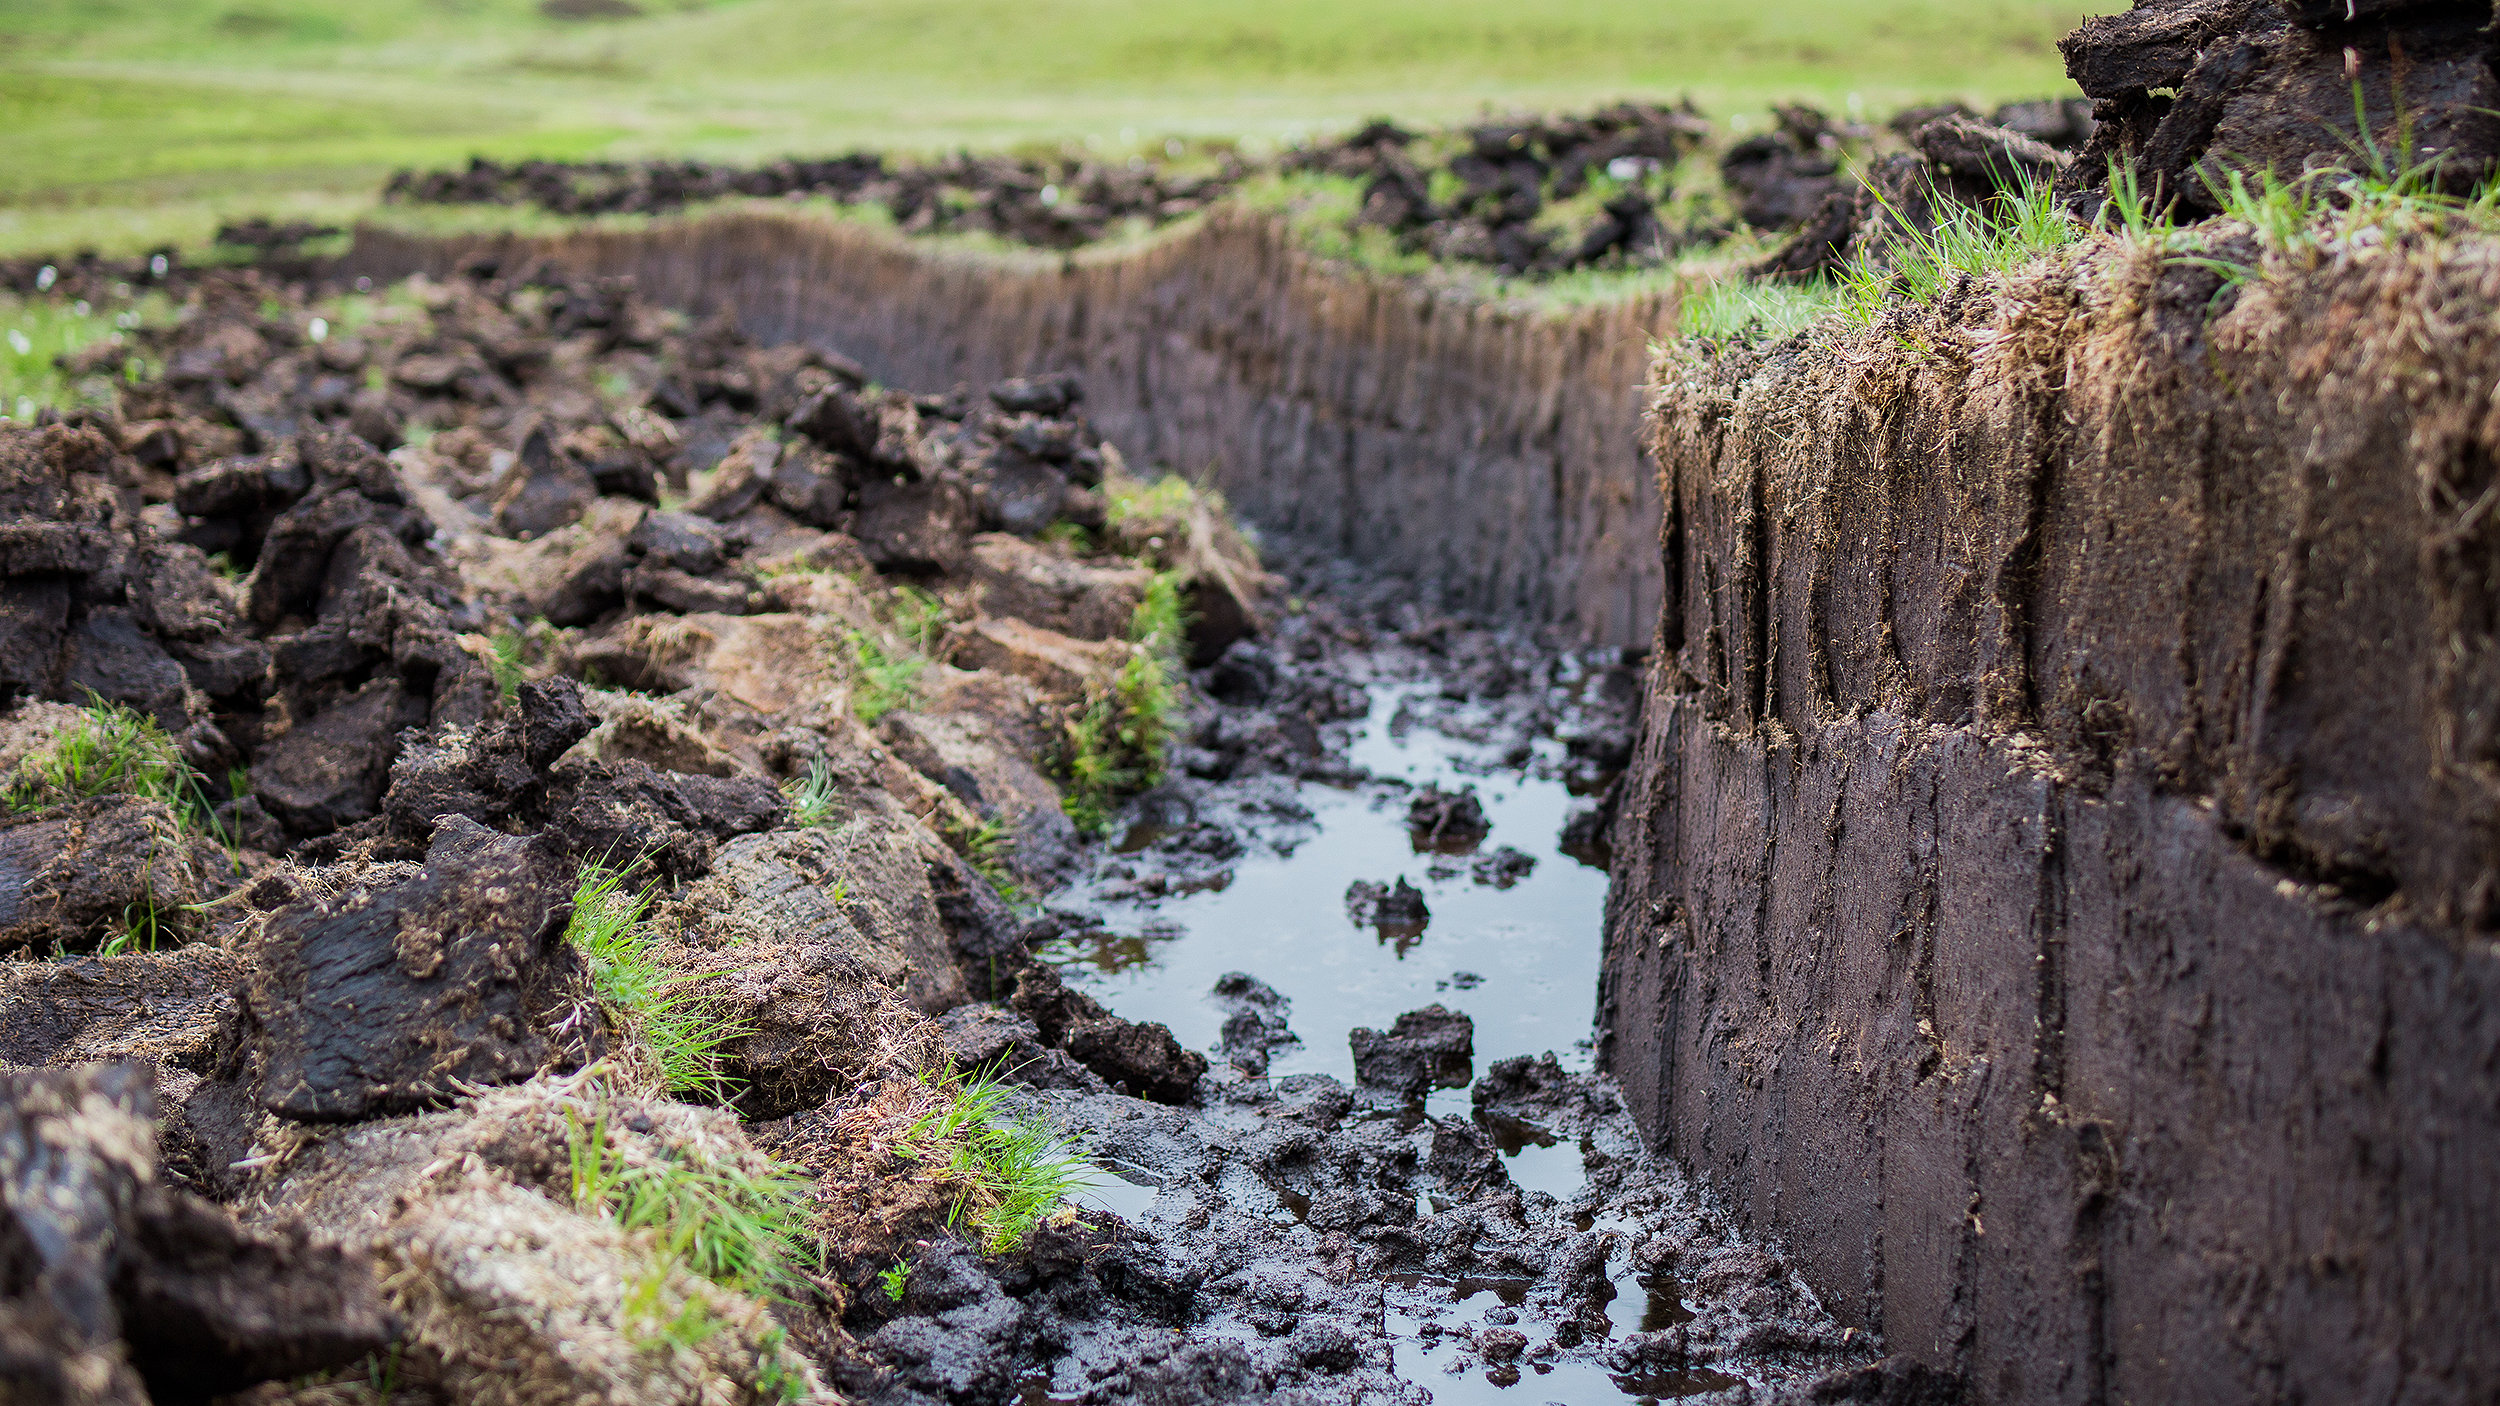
left=0, top=261, right=1926, bottom=1406
left=906, top=549, right=1910, bottom=1406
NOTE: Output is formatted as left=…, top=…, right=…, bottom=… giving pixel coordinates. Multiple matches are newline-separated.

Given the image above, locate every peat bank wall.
left=1600, top=242, right=2500, bottom=1403
left=342, top=211, right=1667, bottom=648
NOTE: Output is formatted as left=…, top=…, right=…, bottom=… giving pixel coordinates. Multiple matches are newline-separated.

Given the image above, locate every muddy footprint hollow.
left=4, top=5, right=2500, bottom=1404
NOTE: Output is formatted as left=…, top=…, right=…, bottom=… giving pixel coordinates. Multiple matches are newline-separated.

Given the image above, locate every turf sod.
left=2, top=0, right=2119, bottom=257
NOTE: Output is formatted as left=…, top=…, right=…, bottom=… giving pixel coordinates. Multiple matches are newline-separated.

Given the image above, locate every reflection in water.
left=1051, top=676, right=1689, bottom=1401
left=1047, top=682, right=1611, bottom=1088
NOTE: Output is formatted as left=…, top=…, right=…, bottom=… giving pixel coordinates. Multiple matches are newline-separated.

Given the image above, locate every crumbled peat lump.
left=2058, top=0, right=2500, bottom=216
left=0, top=264, right=1905, bottom=1404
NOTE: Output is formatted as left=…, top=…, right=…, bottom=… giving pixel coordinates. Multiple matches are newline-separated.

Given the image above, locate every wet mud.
left=842, top=549, right=1916, bottom=1406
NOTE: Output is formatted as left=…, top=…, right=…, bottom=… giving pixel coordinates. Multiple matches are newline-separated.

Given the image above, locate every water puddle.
left=1047, top=680, right=1610, bottom=1089
left=1041, top=674, right=1740, bottom=1400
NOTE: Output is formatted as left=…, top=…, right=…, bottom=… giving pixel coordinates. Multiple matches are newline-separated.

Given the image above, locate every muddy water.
left=1040, top=676, right=1755, bottom=1404
left=1049, top=679, right=1607, bottom=1104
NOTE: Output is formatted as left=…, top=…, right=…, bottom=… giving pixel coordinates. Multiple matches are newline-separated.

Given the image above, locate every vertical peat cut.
left=1604, top=243, right=2500, bottom=1404
left=341, top=211, right=1670, bottom=649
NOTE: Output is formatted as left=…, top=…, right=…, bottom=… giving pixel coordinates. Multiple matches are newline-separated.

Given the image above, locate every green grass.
left=567, top=1104, right=821, bottom=1391
left=3, top=699, right=230, bottom=839
left=0, top=0, right=2115, bottom=257
left=1055, top=569, right=1185, bottom=836
left=894, top=1064, right=1092, bottom=1254
left=842, top=584, right=950, bottom=726
left=1102, top=474, right=1203, bottom=536
left=843, top=630, right=926, bottom=726
left=488, top=629, right=528, bottom=700
left=3, top=702, right=189, bottom=813
left=1678, top=274, right=1843, bottom=344
left=3, top=701, right=234, bottom=954
left=2148, top=95, right=2500, bottom=292
left=1834, top=168, right=2083, bottom=325
left=1, top=293, right=164, bottom=423
left=567, top=862, right=746, bottom=1100
left=782, top=759, right=840, bottom=829
left=568, top=1110, right=817, bottom=1299
left=940, top=814, right=1029, bottom=911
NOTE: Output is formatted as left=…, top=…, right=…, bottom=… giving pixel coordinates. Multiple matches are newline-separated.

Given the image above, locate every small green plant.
left=1055, top=571, right=1186, bottom=835
left=844, top=630, right=926, bottom=725
left=5, top=701, right=185, bottom=815
left=567, top=863, right=744, bottom=1100
left=886, top=584, right=950, bottom=652
left=1678, top=275, right=1842, bottom=346
left=4, top=700, right=229, bottom=848
left=617, top=1259, right=723, bottom=1352
left=878, top=1259, right=910, bottom=1302
left=1039, top=520, right=1094, bottom=555
left=569, top=1110, right=818, bottom=1299
left=783, top=759, right=840, bottom=828
left=96, top=895, right=176, bottom=957
left=1, top=294, right=162, bottom=422
left=489, top=629, right=528, bottom=700
left=753, top=1328, right=811, bottom=1404
left=894, top=1065, right=1092, bottom=1254
left=2096, top=155, right=2168, bottom=248
left=842, top=584, right=952, bottom=725
left=365, top=1343, right=403, bottom=1399
left=1103, top=475, right=1201, bottom=536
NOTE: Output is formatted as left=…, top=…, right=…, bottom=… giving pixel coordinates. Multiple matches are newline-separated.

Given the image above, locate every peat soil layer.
left=1604, top=230, right=2500, bottom=1404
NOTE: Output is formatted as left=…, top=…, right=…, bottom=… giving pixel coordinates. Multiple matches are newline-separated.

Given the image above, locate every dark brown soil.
left=0, top=1064, right=393, bottom=1403
left=2059, top=0, right=2500, bottom=215
left=1606, top=229, right=2500, bottom=1405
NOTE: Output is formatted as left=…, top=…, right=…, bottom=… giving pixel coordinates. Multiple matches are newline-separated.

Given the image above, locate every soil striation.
left=1603, top=227, right=2500, bottom=1404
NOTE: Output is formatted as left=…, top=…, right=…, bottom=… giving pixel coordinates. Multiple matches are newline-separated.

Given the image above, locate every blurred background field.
left=2, top=0, right=2117, bottom=257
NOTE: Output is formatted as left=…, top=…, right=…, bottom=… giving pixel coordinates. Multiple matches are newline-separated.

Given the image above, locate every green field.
left=0, top=0, right=2117, bottom=257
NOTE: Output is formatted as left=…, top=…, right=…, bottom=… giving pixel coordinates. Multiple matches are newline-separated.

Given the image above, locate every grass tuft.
left=782, top=759, right=840, bottom=829
left=488, top=629, right=528, bottom=700
left=0, top=294, right=165, bottom=422
left=1038, top=520, right=1095, bottom=555
left=1102, top=475, right=1203, bottom=539
left=567, top=862, right=746, bottom=1100
left=4, top=699, right=231, bottom=849
left=844, top=630, right=926, bottom=725
left=939, top=813, right=1028, bottom=909
left=1835, top=168, right=2082, bottom=325
left=1055, top=570, right=1185, bottom=836
left=1678, top=275, right=1841, bottom=345
left=4, top=701, right=189, bottom=814
left=894, top=1064, right=1092, bottom=1255
left=843, top=584, right=951, bottom=725
left=568, top=1110, right=817, bottom=1299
